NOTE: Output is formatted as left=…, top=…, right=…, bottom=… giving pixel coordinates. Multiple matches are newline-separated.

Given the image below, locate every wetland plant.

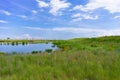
left=11, top=42, right=15, bottom=46
left=32, top=50, right=38, bottom=54
left=45, top=49, right=52, bottom=53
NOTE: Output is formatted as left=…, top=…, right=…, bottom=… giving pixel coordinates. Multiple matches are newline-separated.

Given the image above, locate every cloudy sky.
left=0, top=0, right=120, bottom=39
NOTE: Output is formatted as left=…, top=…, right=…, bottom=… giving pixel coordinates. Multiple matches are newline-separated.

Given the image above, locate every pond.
left=0, top=42, right=58, bottom=54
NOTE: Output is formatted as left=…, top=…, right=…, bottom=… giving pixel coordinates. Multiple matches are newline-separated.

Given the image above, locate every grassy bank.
left=0, top=36, right=120, bottom=80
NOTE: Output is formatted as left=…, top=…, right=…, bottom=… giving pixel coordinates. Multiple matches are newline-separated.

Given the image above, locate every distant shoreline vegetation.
left=0, top=39, right=50, bottom=43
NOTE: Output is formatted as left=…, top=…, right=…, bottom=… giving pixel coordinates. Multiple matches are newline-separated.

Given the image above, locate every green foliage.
left=45, top=49, right=53, bottom=53
left=12, top=52, right=18, bottom=55
left=0, top=52, right=4, bottom=55
left=11, top=42, right=15, bottom=46
left=32, top=50, right=38, bottom=54
left=22, top=42, right=26, bottom=45
left=39, top=51, right=42, bottom=53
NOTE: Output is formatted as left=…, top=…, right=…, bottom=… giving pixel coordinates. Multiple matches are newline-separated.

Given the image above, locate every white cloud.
left=71, top=0, right=112, bottom=21
left=32, top=10, right=38, bottom=14
left=24, top=26, right=50, bottom=31
left=25, top=26, right=103, bottom=34
left=114, top=15, right=120, bottom=19
left=0, top=20, right=8, bottom=23
left=17, top=15, right=28, bottom=19
left=49, top=0, right=71, bottom=16
left=98, top=30, right=120, bottom=36
left=72, top=0, right=120, bottom=13
left=7, top=34, right=44, bottom=40
left=17, top=15, right=38, bottom=21
left=72, top=13, right=81, bottom=18
left=52, top=27, right=104, bottom=33
left=36, top=0, right=71, bottom=16
left=53, top=27, right=120, bottom=37
left=72, top=13, right=98, bottom=21
left=0, top=10, right=11, bottom=16
left=13, top=34, right=32, bottom=39
left=36, top=0, right=49, bottom=8
left=22, top=34, right=32, bottom=39
left=24, top=26, right=120, bottom=37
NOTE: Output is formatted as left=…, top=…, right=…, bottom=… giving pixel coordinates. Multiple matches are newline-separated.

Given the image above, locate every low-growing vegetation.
left=0, top=52, right=4, bottom=55
left=45, top=49, right=53, bottom=53
left=0, top=36, right=120, bottom=80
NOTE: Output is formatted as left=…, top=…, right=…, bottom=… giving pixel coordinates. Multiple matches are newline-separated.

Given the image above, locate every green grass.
left=0, top=36, right=120, bottom=80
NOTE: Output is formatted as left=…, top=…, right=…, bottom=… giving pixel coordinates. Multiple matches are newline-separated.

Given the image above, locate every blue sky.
left=0, top=0, right=120, bottom=39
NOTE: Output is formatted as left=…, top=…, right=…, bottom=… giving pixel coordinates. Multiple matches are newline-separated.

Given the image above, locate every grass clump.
left=45, top=49, right=53, bottom=53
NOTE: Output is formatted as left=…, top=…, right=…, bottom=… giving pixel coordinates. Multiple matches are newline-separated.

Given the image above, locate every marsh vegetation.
left=0, top=36, right=120, bottom=80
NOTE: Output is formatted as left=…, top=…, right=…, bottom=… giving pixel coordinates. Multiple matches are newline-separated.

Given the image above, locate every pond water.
left=0, top=43, right=58, bottom=54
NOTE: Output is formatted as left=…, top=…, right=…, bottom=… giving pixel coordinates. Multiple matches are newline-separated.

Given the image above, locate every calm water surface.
left=0, top=43, right=58, bottom=53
